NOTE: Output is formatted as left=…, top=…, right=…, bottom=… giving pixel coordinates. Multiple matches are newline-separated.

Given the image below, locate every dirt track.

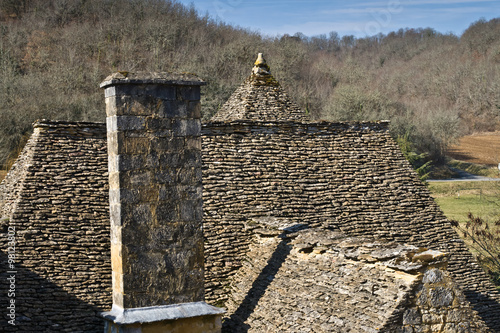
left=447, top=132, right=500, bottom=166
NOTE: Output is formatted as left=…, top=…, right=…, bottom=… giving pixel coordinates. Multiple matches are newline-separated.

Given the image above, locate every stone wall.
left=221, top=227, right=489, bottom=332
left=201, top=120, right=500, bottom=330
left=0, top=120, right=111, bottom=332
left=398, top=266, right=488, bottom=333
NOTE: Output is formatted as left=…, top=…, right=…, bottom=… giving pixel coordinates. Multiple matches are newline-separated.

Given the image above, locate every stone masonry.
left=102, top=71, right=205, bottom=308
left=201, top=55, right=500, bottom=330
left=201, top=120, right=500, bottom=331
left=0, top=121, right=110, bottom=332
left=210, top=53, right=309, bottom=122
left=100, top=71, right=223, bottom=332
left=222, top=227, right=489, bottom=332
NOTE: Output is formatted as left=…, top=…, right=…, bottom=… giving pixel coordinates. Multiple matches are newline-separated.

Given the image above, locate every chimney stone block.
left=101, top=72, right=223, bottom=332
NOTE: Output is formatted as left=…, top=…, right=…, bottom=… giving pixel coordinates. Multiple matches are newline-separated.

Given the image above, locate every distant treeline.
left=1, top=0, right=500, bottom=168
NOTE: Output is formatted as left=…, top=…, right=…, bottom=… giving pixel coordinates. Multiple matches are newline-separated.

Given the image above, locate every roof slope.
left=210, top=53, right=309, bottom=122
left=201, top=121, right=500, bottom=330
left=0, top=127, right=39, bottom=219
left=222, top=228, right=489, bottom=332
left=0, top=120, right=111, bottom=333
left=2, top=58, right=500, bottom=330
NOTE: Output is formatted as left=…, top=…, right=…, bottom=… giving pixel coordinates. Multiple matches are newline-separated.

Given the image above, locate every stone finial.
left=254, top=53, right=266, bottom=66
left=252, top=53, right=271, bottom=76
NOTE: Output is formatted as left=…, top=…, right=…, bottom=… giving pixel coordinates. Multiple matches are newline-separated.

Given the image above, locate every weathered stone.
left=422, top=312, right=443, bottom=324
left=429, top=287, right=454, bottom=307
left=0, top=121, right=111, bottom=332
left=100, top=72, right=223, bottom=332
left=413, top=250, right=448, bottom=263
left=403, top=309, right=422, bottom=325
left=219, top=228, right=491, bottom=332
left=210, top=54, right=308, bottom=123
left=370, top=244, right=418, bottom=260
left=417, top=286, right=429, bottom=306
left=423, top=268, right=444, bottom=284
left=254, top=228, right=282, bottom=237
left=387, top=258, right=423, bottom=272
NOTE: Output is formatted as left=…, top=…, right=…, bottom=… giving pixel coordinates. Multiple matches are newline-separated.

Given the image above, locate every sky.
left=176, top=0, right=500, bottom=38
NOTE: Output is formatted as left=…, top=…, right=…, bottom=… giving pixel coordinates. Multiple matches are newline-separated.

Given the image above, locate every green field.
left=429, top=180, right=500, bottom=286
left=429, top=181, right=500, bottom=224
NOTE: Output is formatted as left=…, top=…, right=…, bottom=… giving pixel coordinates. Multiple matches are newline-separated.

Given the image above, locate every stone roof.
left=210, top=53, right=309, bottom=122
left=1, top=117, right=498, bottom=332
left=222, top=228, right=489, bottom=332
left=0, top=120, right=111, bottom=333
left=0, top=119, right=108, bottom=221
left=201, top=120, right=500, bottom=331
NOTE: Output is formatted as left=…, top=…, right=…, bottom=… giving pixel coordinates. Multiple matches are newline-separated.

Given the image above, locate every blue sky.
left=177, top=0, right=500, bottom=38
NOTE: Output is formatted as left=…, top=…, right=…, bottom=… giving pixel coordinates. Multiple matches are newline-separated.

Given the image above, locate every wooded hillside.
left=1, top=0, right=499, bottom=168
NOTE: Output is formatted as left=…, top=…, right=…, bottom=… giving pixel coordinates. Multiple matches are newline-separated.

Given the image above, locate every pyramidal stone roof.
left=210, top=53, right=309, bottom=122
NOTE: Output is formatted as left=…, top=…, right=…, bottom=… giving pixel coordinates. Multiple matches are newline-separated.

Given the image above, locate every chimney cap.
left=100, top=71, right=206, bottom=89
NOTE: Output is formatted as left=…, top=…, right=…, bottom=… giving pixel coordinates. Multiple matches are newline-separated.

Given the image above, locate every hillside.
left=1, top=0, right=500, bottom=169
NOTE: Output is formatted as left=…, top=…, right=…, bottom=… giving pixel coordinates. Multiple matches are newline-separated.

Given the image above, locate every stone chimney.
left=100, top=72, right=224, bottom=332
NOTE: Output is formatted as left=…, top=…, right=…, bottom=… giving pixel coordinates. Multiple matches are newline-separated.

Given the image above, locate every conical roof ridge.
left=210, top=53, right=309, bottom=122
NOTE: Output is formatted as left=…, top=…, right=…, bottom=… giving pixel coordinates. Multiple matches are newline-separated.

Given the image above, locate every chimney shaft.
left=100, top=72, right=223, bottom=333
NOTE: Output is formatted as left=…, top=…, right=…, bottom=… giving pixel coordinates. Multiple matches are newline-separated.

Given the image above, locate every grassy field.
left=0, top=170, right=6, bottom=182
left=436, top=131, right=500, bottom=222
left=429, top=180, right=500, bottom=285
left=429, top=181, right=500, bottom=223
